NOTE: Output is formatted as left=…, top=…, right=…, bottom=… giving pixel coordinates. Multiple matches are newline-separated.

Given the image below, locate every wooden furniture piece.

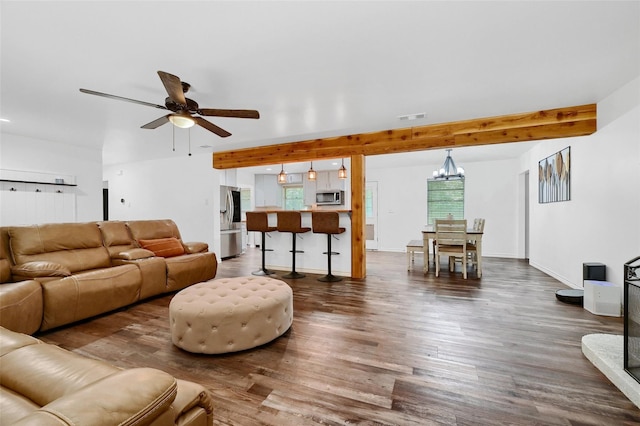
left=406, top=239, right=424, bottom=271
left=422, top=225, right=483, bottom=277
left=312, top=212, right=346, bottom=282
left=276, top=211, right=311, bottom=279
left=466, top=218, right=485, bottom=269
left=434, top=219, right=468, bottom=279
left=452, top=218, right=485, bottom=272
left=246, top=211, right=277, bottom=276
left=431, top=213, right=454, bottom=257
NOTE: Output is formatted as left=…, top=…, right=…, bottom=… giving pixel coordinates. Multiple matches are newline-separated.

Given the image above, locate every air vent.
left=398, top=113, right=426, bottom=121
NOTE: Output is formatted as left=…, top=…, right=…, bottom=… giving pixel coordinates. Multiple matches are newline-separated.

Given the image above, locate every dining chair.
left=451, top=218, right=485, bottom=273
left=435, top=219, right=468, bottom=279
left=466, top=218, right=485, bottom=270
left=431, top=213, right=455, bottom=256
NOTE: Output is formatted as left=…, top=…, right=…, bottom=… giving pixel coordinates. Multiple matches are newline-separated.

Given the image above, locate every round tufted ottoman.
left=169, top=276, right=293, bottom=354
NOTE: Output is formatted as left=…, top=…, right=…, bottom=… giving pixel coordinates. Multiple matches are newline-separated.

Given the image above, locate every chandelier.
left=432, top=149, right=464, bottom=180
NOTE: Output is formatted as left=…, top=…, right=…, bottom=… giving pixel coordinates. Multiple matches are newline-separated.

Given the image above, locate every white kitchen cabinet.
left=315, top=170, right=345, bottom=191
left=303, top=174, right=317, bottom=206
left=220, top=169, right=237, bottom=187
left=254, top=174, right=282, bottom=207
left=254, top=174, right=265, bottom=206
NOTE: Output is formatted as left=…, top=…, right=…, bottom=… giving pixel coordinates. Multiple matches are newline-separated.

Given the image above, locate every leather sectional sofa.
left=0, top=325, right=213, bottom=425
left=0, top=219, right=218, bottom=335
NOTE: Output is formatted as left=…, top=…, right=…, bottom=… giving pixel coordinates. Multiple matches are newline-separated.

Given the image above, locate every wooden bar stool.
left=276, top=211, right=311, bottom=279
left=312, top=211, right=345, bottom=282
left=246, top=212, right=277, bottom=276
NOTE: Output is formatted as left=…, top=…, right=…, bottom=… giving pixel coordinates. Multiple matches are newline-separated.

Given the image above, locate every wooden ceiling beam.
left=212, top=103, right=596, bottom=169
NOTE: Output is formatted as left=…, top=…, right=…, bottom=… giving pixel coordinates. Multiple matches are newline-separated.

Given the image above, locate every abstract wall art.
left=538, top=146, right=570, bottom=203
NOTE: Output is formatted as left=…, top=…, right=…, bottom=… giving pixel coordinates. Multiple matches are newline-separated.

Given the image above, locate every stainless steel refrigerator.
left=220, top=185, right=243, bottom=259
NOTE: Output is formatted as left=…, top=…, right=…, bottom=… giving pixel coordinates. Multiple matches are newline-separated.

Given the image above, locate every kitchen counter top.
left=252, top=209, right=352, bottom=214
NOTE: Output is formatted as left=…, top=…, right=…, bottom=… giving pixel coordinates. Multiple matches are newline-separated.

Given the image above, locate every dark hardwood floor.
left=38, top=250, right=640, bottom=425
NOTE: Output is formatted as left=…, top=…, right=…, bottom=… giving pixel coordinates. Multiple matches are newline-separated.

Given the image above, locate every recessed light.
left=0, top=118, right=10, bottom=123
left=266, top=168, right=272, bottom=171
left=397, top=113, right=426, bottom=121
left=199, top=144, right=212, bottom=148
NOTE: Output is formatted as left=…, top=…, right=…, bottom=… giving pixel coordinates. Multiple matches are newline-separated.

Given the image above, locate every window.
left=365, top=188, right=374, bottom=218
left=427, top=179, right=464, bottom=225
left=283, top=186, right=304, bottom=210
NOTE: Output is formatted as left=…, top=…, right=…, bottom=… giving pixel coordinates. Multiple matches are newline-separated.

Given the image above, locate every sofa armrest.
left=1, top=257, right=11, bottom=283
left=11, top=261, right=71, bottom=279
left=12, top=368, right=177, bottom=426
left=112, top=248, right=156, bottom=261
left=183, top=242, right=208, bottom=254
left=169, top=379, right=214, bottom=424
left=0, top=281, right=43, bottom=335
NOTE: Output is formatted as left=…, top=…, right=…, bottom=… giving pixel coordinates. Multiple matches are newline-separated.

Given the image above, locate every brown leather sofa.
left=0, top=219, right=217, bottom=334
left=0, top=230, right=43, bottom=335
left=0, top=326, right=213, bottom=425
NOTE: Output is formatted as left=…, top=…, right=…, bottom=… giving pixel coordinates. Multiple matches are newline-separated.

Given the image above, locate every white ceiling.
left=1, top=1, right=639, bottom=172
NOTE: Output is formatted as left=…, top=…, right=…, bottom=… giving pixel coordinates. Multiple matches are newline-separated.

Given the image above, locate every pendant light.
left=338, top=158, right=348, bottom=179
left=277, top=164, right=287, bottom=184
left=432, top=149, right=464, bottom=180
left=307, top=162, right=317, bottom=181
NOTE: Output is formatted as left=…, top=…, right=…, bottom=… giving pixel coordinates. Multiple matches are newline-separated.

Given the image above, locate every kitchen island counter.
left=247, top=210, right=352, bottom=277
left=254, top=209, right=352, bottom=214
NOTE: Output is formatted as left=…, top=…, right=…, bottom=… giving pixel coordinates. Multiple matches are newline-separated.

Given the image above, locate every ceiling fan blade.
left=157, top=71, right=187, bottom=106
left=198, top=108, right=260, bottom=119
left=141, top=114, right=171, bottom=129
left=79, top=88, right=167, bottom=110
left=194, top=117, right=232, bottom=137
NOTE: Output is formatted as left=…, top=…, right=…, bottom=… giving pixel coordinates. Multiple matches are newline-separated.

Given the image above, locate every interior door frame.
left=365, top=181, right=378, bottom=250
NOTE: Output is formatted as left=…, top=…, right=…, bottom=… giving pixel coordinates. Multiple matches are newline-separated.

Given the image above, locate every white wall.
left=103, top=153, right=221, bottom=257
left=527, top=76, right=640, bottom=288
left=464, top=158, right=520, bottom=258
left=366, top=157, right=520, bottom=257
left=365, top=163, right=428, bottom=252
left=0, top=133, right=103, bottom=224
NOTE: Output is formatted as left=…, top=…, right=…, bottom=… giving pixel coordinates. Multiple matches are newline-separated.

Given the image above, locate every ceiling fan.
left=80, top=71, right=259, bottom=137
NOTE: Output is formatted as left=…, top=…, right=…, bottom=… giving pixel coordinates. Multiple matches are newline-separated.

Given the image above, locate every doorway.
left=102, top=180, right=109, bottom=221
left=519, top=171, right=530, bottom=260
left=365, top=181, right=378, bottom=250
left=524, top=171, right=529, bottom=260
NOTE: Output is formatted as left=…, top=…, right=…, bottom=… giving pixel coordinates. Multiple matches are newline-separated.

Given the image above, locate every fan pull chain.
left=188, top=128, right=192, bottom=156
left=172, top=125, right=176, bottom=152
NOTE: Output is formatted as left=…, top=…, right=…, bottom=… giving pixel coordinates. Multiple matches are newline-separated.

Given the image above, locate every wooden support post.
left=350, top=154, right=366, bottom=279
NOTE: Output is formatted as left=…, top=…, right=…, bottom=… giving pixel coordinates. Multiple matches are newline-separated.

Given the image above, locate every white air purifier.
left=584, top=280, right=621, bottom=317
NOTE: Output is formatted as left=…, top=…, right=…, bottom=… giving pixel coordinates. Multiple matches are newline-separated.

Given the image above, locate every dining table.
left=422, top=226, right=484, bottom=277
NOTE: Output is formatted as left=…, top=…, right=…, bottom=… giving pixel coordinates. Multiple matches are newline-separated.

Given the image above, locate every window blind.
left=427, top=179, right=465, bottom=225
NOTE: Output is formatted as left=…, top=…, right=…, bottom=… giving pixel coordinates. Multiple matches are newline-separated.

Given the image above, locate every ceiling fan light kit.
left=168, top=113, right=195, bottom=129
left=79, top=70, right=259, bottom=138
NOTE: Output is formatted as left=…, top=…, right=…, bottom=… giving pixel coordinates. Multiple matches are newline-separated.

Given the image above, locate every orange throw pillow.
left=138, top=237, right=185, bottom=258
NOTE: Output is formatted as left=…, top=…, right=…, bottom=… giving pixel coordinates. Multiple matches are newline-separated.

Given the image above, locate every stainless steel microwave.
left=316, top=190, right=344, bottom=205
